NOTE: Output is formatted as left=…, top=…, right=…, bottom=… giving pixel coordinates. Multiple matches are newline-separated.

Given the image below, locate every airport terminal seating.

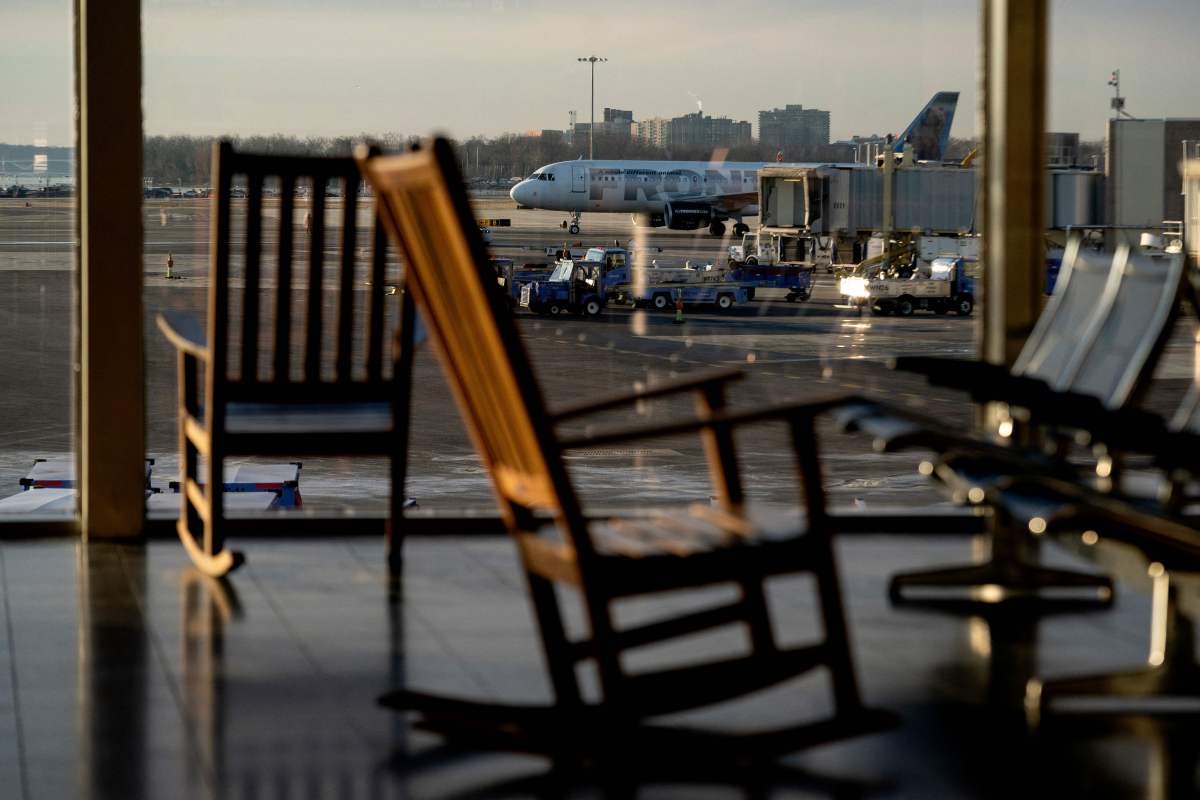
left=837, top=239, right=1188, bottom=603
left=839, top=242, right=1200, bottom=718
left=157, top=141, right=413, bottom=577
left=838, top=238, right=1181, bottom=454
left=943, top=378, right=1200, bottom=723
left=357, top=138, right=896, bottom=762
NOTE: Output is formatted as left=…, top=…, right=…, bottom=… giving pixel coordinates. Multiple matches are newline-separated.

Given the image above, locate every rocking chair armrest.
left=550, top=367, right=744, bottom=422
left=557, top=393, right=856, bottom=449
left=157, top=311, right=209, bottom=360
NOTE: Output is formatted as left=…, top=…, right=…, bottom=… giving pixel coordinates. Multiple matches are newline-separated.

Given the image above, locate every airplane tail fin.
left=895, top=91, right=959, bottom=161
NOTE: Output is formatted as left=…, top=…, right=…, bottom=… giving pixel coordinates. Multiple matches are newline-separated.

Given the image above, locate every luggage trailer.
left=2, top=458, right=302, bottom=513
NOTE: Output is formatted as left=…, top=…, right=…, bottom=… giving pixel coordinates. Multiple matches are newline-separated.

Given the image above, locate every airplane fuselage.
left=510, top=160, right=763, bottom=217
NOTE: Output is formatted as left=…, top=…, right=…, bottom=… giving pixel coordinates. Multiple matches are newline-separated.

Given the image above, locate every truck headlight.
left=840, top=277, right=869, bottom=298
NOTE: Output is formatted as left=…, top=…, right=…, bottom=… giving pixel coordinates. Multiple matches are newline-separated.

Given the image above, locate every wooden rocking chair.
left=158, top=142, right=412, bottom=576
left=358, top=139, right=896, bottom=763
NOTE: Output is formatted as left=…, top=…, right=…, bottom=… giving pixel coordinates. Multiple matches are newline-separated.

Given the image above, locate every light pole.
left=577, top=55, right=607, bottom=160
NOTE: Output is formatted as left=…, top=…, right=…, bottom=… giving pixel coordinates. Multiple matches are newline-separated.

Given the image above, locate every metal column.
left=980, top=0, right=1048, bottom=366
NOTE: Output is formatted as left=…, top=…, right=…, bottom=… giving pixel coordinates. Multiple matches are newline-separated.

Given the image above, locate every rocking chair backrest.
left=208, top=141, right=394, bottom=405
left=1055, top=247, right=1185, bottom=408
left=1012, top=236, right=1117, bottom=384
left=358, top=140, right=586, bottom=535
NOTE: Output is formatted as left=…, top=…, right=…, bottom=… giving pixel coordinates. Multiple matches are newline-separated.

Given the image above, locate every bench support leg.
left=1027, top=571, right=1200, bottom=726
left=889, top=515, right=1113, bottom=609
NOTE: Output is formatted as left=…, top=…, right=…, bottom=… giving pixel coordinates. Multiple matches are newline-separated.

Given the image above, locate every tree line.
left=9, top=133, right=1097, bottom=189
left=142, top=133, right=988, bottom=187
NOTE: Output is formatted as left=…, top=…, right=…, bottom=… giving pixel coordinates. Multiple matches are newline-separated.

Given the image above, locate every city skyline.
left=6, top=1, right=1200, bottom=147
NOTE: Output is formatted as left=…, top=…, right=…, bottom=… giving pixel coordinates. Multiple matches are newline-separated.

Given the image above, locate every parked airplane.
left=510, top=92, right=958, bottom=236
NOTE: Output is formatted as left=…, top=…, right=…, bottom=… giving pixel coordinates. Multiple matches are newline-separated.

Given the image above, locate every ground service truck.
left=519, top=258, right=608, bottom=317
left=839, top=257, right=975, bottom=316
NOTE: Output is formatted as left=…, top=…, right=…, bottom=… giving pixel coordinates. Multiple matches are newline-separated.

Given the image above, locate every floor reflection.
left=79, top=541, right=148, bottom=800
left=181, top=568, right=239, bottom=797
left=0, top=538, right=1188, bottom=797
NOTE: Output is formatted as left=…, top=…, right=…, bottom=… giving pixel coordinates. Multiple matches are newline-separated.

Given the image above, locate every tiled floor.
left=0, top=533, right=1193, bottom=799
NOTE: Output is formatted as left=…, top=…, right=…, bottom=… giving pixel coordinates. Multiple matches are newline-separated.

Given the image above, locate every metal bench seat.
left=844, top=242, right=1187, bottom=606
left=842, top=244, right=1185, bottom=456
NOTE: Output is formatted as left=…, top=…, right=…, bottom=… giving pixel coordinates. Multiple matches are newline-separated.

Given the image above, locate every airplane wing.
left=671, top=191, right=759, bottom=212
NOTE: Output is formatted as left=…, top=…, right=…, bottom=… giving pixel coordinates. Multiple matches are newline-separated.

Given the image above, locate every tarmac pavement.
left=2, top=197, right=1192, bottom=516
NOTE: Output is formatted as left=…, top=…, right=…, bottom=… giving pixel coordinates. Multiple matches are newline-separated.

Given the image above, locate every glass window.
left=135, top=0, right=988, bottom=519
left=0, top=0, right=75, bottom=519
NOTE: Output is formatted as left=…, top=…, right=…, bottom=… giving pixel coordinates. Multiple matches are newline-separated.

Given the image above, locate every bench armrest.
left=558, top=394, right=854, bottom=449
left=892, top=356, right=1018, bottom=386
left=893, top=355, right=1058, bottom=405
left=157, top=311, right=208, bottom=360
left=993, top=474, right=1200, bottom=569
left=550, top=367, right=743, bottom=422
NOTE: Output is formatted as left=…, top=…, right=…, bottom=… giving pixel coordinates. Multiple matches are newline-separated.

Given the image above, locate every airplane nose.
left=510, top=181, right=528, bottom=205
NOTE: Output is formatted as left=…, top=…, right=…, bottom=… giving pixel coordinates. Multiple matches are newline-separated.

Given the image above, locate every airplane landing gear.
left=708, top=220, right=727, bottom=236
left=733, top=222, right=750, bottom=236
left=562, top=211, right=582, bottom=236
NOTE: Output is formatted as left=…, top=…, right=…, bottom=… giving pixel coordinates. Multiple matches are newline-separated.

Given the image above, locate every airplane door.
left=571, top=165, right=586, bottom=193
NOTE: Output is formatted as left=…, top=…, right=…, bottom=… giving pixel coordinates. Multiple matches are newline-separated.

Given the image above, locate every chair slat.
left=209, top=141, right=233, bottom=386
left=241, top=173, right=264, bottom=382
left=337, top=186, right=358, bottom=382
left=366, top=216, right=387, bottom=382
left=305, top=185, right=326, bottom=381
left=274, top=175, right=295, bottom=382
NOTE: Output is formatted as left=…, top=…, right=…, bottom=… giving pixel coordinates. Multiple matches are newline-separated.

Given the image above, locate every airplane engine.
left=631, top=212, right=665, bottom=228
left=663, top=202, right=713, bottom=231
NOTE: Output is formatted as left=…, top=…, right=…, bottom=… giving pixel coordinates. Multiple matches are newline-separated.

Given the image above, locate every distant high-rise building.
left=758, top=105, right=831, bottom=149
left=634, top=117, right=672, bottom=148
left=603, top=108, right=633, bottom=125
left=667, top=112, right=752, bottom=150
left=575, top=107, right=634, bottom=142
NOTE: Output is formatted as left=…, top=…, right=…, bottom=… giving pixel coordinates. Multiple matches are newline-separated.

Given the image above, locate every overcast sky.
left=6, top=0, right=1200, bottom=147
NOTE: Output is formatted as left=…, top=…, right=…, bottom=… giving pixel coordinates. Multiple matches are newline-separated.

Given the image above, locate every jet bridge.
left=759, top=164, right=1104, bottom=237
